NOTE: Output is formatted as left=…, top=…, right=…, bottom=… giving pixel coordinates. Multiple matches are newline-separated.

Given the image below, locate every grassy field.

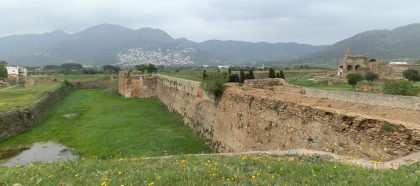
left=159, top=69, right=204, bottom=81
left=0, top=89, right=211, bottom=158
left=0, top=74, right=113, bottom=112
left=284, top=70, right=355, bottom=91
left=0, top=154, right=418, bottom=185
left=34, top=74, right=112, bottom=82
left=0, top=83, right=62, bottom=112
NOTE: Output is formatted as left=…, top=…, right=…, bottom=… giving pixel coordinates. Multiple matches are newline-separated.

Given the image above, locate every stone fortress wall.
left=119, top=71, right=420, bottom=161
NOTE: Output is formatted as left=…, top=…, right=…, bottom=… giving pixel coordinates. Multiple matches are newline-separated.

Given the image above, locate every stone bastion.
left=119, top=71, right=420, bottom=161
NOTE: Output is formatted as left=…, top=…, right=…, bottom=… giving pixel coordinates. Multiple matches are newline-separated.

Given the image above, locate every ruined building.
left=338, top=49, right=420, bottom=79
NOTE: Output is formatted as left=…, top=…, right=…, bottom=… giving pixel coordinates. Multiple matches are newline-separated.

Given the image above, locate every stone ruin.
left=338, top=48, right=420, bottom=79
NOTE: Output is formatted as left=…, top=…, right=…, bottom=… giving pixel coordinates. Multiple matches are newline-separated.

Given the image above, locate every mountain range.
left=2, top=23, right=420, bottom=67
left=0, top=24, right=326, bottom=66
left=297, top=23, right=420, bottom=66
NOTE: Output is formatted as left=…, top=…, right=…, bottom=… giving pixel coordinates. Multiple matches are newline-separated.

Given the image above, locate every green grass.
left=0, top=154, right=418, bottom=185
left=0, top=83, right=61, bottom=112
left=284, top=70, right=354, bottom=91
left=0, top=89, right=211, bottom=158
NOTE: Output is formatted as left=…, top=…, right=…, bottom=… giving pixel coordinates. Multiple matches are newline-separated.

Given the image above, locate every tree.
left=202, top=70, right=207, bottom=79
left=246, top=70, right=255, bottom=79
left=279, top=70, right=285, bottom=79
left=0, top=60, right=7, bottom=67
left=239, top=69, right=245, bottom=83
left=365, top=71, right=379, bottom=84
left=403, top=69, right=420, bottom=81
left=135, top=64, right=147, bottom=73
left=346, top=73, right=364, bottom=89
left=0, top=66, right=7, bottom=81
left=44, top=65, right=59, bottom=70
left=268, top=67, right=275, bottom=78
left=383, top=80, right=418, bottom=96
left=228, top=74, right=239, bottom=82
left=228, top=68, right=232, bottom=74
left=200, top=71, right=226, bottom=99
left=60, top=63, right=83, bottom=70
left=146, top=64, right=158, bottom=73
left=102, top=65, right=120, bottom=74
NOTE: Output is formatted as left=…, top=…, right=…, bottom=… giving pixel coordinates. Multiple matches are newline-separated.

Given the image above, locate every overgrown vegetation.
left=346, top=73, right=364, bottom=89
left=382, top=80, right=419, bottom=96
left=269, top=68, right=276, bottom=78
left=135, top=64, right=158, bottom=74
left=365, top=71, right=379, bottom=84
left=0, top=154, right=419, bottom=185
left=403, top=69, right=420, bottom=82
left=381, top=122, right=395, bottom=133
left=200, top=72, right=227, bottom=99
left=0, top=61, right=7, bottom=82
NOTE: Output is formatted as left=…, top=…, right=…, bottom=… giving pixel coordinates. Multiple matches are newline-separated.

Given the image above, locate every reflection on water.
left=0, top=141, right=78, bottom=166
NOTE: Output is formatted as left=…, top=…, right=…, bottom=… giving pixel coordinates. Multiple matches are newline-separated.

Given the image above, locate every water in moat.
left=0, top=141, right=78, bottom=166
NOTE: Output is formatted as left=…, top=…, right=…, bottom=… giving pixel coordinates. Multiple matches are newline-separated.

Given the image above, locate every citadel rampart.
left=119, top=71, right=420, bottom=161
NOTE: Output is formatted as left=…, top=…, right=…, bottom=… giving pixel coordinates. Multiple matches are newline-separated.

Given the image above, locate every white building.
left=389, top=62, right=408, bottom=65
left=6, top=67, right=27, bottom=77
left=217, top=65, right=229, bottom=69
left=6, top=67, right=19, bottom=76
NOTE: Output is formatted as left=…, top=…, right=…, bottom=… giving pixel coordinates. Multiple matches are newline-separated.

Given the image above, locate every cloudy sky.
left=0, top=0, right=419, bottom=45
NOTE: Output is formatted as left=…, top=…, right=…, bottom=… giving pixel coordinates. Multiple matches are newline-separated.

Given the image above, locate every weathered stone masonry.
left=119, top=71, right=420, bottom=161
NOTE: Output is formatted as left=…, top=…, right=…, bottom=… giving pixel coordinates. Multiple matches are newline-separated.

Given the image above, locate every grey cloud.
left=0, top=0, right=419, bottom=45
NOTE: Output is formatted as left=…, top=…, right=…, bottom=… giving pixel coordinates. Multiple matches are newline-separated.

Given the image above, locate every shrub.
left=268, top=68, right=275, bottom=78
left=382, top=80, right=419, bottom=96
left=146, top=64, right=158, bottom=73
left=381, top=122, right=394, bottom=133
left=102, top=65, right=120, bottom=74
left=63, top=80, right=71, bottom=86
left=279, top=70, right=285, bottom=79
left=239, top=69, right=245, bottom=83
left=135, top=64, right=147, bottom=73
left=346, top=73, right=364, bottom=89
left=402, top=69, right=420, bottom=81
left=200, top=72, right=227, bottom=99
left=202, top=70, right=207, bottom=79
left=228, top=74, right=239, bottom=82
left=245, top=70, right=255, bottom=79
left=365, top=71, right=378, bottom=84
left=0, top=66, right=7, bottom=81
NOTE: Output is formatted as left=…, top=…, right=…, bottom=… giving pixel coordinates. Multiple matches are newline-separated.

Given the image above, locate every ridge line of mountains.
left=1, top=23, right=420, bottom=67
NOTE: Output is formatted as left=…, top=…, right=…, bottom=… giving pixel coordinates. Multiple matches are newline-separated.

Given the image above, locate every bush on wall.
left=382, top=80, right=419, bottom=96
left=200, top=71, right=227, bottom=100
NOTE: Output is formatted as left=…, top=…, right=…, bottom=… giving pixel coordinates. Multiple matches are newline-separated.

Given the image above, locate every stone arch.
left=355, top=65, right=361, bottom=71
left=347, top=65, right=353, bottom=71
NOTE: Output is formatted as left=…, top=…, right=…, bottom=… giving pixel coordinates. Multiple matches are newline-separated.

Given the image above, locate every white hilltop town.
left=116, top=47, right=196, bottom=66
